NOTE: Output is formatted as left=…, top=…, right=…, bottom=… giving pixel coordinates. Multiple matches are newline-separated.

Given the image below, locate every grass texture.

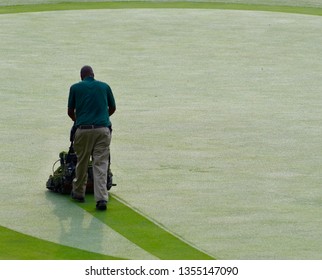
left=0, top=225, right=123, bottom=260
left=1, top=1, right=322, bottom=260
left=1, top=2, right=322, bottom=17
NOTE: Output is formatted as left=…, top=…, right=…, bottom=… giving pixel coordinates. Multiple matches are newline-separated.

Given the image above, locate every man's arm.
left=106, top=85, right=116, bottom=117
left=109, top=106, right=116, bottom=116
left=68, top=107, right=76, bottom=122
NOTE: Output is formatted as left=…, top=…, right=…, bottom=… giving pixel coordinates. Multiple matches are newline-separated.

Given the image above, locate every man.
left=67, top=65, right=116, bottom=210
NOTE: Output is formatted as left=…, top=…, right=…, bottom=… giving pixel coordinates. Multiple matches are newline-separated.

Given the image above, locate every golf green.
left=0, top=1, right=322, bottom=259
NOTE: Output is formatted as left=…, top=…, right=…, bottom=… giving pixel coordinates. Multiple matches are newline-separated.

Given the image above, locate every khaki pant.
left=72, top=127, right=111, bottom=202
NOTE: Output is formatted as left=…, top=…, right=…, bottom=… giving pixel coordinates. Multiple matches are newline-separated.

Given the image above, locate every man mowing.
left=67, top=65, right=116, bottom=210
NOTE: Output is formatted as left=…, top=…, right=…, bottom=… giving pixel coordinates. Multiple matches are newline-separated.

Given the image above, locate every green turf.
left=1, top=2, right=322, bottom=17
left=78, top=195, right=213, bottom=260
left=0, top=225, right=123, bottom=259
left=1, top=1, right=322, bottom=260
left=0, top=193, right=212, bottom=259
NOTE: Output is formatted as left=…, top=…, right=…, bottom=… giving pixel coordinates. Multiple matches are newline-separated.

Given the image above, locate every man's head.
left=80, top=65, right=94, bottom=80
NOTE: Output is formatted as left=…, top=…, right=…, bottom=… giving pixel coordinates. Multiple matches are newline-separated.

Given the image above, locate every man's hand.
left=70, top=123, right=77, bottom=142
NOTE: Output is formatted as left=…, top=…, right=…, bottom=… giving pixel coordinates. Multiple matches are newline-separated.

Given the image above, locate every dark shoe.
left=96, top=200, right=107, bottom=211
left=71, top=192, right=85, bottom=203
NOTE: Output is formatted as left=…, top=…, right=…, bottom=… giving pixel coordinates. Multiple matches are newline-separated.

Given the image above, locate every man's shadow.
left=44, top=190, right=106, bottom=258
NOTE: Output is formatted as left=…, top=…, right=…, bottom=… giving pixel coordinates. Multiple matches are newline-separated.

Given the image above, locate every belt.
left=77, top=125, right=106, bottom=129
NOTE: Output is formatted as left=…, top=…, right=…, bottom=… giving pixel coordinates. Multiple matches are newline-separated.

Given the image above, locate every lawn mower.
left=46, top=125, right=116, bottom=194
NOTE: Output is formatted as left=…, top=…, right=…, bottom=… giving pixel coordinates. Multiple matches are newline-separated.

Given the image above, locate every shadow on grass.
left=78, top=194, right=214, bottom=260
left=0, top=224, right=124, bottom=260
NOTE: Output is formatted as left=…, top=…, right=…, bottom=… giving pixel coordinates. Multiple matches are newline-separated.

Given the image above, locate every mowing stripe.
left=1, top=1, right=322, bottom=17
left=77, top=195, right=214, bottom=260
left=0, top=225, right=124, bottom=260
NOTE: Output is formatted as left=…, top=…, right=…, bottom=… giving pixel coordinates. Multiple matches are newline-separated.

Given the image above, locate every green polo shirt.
left=68, top=77, right=115, bottom=127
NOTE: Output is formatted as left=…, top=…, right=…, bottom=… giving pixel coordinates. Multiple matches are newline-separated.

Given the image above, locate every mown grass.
left=0, top=225, right=124, bottom=259
left=1, top=1, right=322, bottom=260
left=1, top=1, right=322, bottom=17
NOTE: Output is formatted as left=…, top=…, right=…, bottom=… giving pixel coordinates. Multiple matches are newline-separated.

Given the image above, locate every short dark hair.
left=80, top=65, right=94, bottom=80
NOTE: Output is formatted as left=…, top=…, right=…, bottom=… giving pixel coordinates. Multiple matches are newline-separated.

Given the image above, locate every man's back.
left=68, top=76, right=115, bottom=127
